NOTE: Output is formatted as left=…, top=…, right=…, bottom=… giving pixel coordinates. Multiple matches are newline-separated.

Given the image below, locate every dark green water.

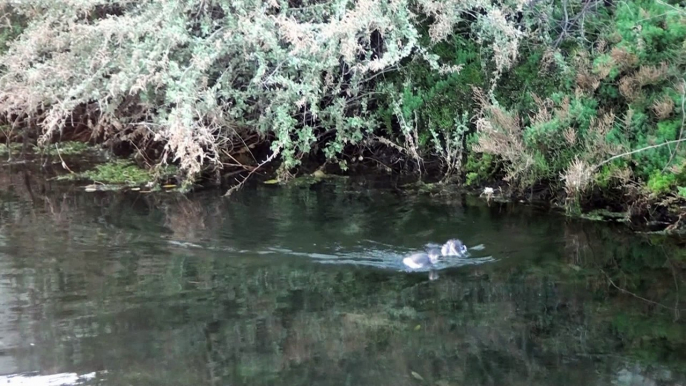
left=0, top=170, right=685, bottom=385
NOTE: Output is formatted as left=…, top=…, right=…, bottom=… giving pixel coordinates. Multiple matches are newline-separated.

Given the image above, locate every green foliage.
left=464, top=148, right=495, bottom=187
left=614, top=0, right=686, bottom=64
left=378, top=35, right=484, bottom=136
left=647, top=171, right=676, bottom=195
left=0, top=10, right=24, bottom=55
left=495, top=49, right=569, bottom=111
left=468, top=0, right=686, bottom=199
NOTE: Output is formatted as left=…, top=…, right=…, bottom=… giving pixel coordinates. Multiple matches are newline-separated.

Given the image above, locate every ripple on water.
left=163, top=238, right=496, bottom=272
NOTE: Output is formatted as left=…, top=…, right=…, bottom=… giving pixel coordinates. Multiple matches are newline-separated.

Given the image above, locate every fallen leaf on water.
left=313, top=170, right=326, bottom=178
left=162, top=184, right=177, bottom=188
left=263, top=179, right=279, bottom=184
left=414, top=324, right=421, bottom=331
left=411, top=371, right=424, bottom=381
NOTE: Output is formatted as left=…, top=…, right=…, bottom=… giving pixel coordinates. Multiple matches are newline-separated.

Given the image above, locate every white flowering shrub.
left=0, top=0, right=532, bottom=180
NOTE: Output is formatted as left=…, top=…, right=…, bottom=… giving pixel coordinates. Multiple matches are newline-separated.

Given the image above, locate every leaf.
left=162, top=184, right=177, bottom=188
left=411, top=371, right=424, bottom=381
left=414, top=324, right=421, bottom=331
left=263, top=179, right=280, bottom=184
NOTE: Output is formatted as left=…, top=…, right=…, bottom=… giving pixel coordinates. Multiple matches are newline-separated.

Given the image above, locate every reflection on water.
left=0, top=166, right=684, bottom=385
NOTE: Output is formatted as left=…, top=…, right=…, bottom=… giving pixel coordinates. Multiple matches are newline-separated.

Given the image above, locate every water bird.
left=402, top=248, right=442, bottom=270
left=441, top=239, right=468, bottom=257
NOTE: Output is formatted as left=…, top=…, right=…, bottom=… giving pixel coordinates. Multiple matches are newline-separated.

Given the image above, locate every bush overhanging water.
left=0, top=0, right=684, bottom=219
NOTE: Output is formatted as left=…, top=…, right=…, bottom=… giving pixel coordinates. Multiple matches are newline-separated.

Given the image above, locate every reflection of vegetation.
left=0, top=178, right=684, bottom=385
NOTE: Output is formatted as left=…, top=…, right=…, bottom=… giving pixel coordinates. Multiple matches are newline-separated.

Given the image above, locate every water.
left=0, top=168, right=684, bottom=385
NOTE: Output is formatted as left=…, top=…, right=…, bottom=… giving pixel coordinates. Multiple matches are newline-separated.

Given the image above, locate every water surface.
left=0, top=168, right=684, bottom=385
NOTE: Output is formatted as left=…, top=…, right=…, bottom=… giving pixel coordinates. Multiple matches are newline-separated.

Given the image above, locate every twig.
left=601, top=269, right=686, bottom=312
left=54, top=143, right=74, bottom=173
left=223, top=147, right=281, bottom=197
left=662, top=247, right=681, bottom=321
left=221, top=149, right=255, bottom=171
left=663, top=79, right=686, bottom=171
left=374, top=136, right=411, bottom=155
left=364, top=155, right=393, bottom=172
left=655, top=0, right=686, bottom=14
left=595, top=138, right=686, bottom=169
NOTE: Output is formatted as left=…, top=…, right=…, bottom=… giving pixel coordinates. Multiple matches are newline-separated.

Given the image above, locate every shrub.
left=470, top=0, right=686, bottom=200
left=0, top=0, right=532, bottom=181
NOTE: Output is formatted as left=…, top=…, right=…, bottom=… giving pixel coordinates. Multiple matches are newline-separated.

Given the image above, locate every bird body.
left=402, top=248, right=441, bottom=269
left=402, top=239, right=469, bottom=272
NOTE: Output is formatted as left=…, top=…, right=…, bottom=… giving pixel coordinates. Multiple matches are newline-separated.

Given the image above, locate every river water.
left=0, top=168, right=684, bottom=385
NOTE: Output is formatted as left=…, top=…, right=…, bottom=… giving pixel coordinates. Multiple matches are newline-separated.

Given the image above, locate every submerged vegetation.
left=0, top=0, right=684, bottom=225
left=58, top=159, right=180, bottom=190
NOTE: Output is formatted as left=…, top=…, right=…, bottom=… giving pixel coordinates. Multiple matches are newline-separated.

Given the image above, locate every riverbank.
left=1, top=1, right=684, bottom=232
left=1, top=140, right=684, bottom=235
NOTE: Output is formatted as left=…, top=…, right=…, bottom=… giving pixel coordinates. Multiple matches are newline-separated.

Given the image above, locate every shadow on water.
left=0, top=165, right=685, bottom=385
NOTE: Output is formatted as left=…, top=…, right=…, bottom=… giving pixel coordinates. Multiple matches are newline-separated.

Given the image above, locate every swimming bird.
left=441, top=239, right=468, bottom=257
left=402, top=248, right=442, bottom=270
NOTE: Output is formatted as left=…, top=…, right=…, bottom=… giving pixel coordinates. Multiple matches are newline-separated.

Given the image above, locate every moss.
left=41, top=141, right=95, bottom=156
left=0, top=143, right=25, bottom=155
left=0, top=141, right=95, bottom=157
left=58, top=159, right=156, bottom=185
left=581, top=209, right=629, bottom=222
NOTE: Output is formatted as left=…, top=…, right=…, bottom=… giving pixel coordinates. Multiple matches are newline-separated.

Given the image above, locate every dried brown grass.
left=620, top=62, right=670, bottom=102
left=561, top=157, right=593, bottom=196
left=586, top=112, right=622, bottom=160
left=609, top=47, right=638, bottom=70
left=636, top=62, right=669, bottom=86
left=651, top=95, right=675, bottom=120
left=472, top=87, right=535, bottom=182
left=576, top=71, right=601, bottom=93
left=619, top=75, right=641, bottom=102
left=563, top=127, right=577, bottom=145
